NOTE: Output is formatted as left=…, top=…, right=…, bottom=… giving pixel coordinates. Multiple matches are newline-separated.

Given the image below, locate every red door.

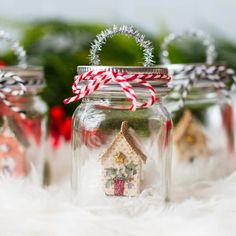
left=114, top=178, right=125, bottom=196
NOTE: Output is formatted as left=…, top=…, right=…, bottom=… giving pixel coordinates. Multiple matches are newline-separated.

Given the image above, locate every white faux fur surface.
left=1, top=143, right=236, bottom=236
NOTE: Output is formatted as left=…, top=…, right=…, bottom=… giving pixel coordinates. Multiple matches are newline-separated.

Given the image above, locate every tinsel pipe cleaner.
left=89, top=25, right=154, bottom=67
left=0, top=30, right=27, bottom=118
left=0, top=30, right=27, bottom=68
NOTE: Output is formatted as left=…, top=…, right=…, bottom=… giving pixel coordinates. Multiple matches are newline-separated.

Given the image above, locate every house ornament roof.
left=101, top=121, right=147, bottom=163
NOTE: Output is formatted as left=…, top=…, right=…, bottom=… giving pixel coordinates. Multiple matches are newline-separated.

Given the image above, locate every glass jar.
left=71, top=66, right=172, bottom=205
left=67, top=26, right=173, bottom=206
left=0, top=32, right=47, bottom=184
left=160, top=31, right=236, bottom=186
left=0, top=66, right=47, bottom=183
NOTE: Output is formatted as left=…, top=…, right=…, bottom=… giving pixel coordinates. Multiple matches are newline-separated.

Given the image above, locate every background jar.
left=0, top=66, right=47, bottom=184
left=71, top=66, right=172, bottom=206
left=164, top=65, right=235, bottom=185
left=160, top=31, right=236, bottom=188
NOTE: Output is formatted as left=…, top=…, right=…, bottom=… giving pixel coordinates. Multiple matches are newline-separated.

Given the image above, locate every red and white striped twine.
left=0, top=71, right=27, bottom=119
left=64, top=70, right=171, bottom=111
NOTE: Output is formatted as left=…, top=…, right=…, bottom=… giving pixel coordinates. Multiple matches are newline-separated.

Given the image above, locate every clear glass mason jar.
left=0, top=66, right=47, bottom=184
left=71, top=66, right=173, bottom=205
left=160, top=30, right=236, bottom=187
left=164, top=63, right=235, bottom=185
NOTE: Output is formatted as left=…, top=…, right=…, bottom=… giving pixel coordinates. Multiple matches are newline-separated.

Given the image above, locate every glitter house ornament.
left=0, top=118, right=26, bottom=176
left=160, top=30, right=236, bottom=183
left=174, top=110, right=209, bottom=162
left=101, top=121, right=147, bottom=197
left=0, top=30, right=47, bottom=182
left=65, top=25, right=173, bottom=205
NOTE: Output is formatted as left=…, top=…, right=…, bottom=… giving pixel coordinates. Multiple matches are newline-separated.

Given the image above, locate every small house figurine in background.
left=101, top=121, right=147, bottom=197
left=0, top=120, right=26, bottom=176
left=174, top=110, right=210, bottom=163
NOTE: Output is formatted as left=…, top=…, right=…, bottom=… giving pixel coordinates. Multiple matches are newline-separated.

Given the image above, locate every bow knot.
left=64, top=70, right=171, bottom=111
left=0, top=70, right=27, bottom=118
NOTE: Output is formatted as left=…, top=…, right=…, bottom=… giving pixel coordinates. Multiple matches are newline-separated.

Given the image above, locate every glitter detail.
left=89, top=25, right=154, bottom=67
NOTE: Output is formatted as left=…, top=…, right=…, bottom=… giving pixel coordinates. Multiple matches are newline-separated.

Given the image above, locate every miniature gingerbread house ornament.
left=101, top=121, right=147, bottom=197
left=174, top=110, right=209, bottom=162
left=0, top=121, right=26, bottom=176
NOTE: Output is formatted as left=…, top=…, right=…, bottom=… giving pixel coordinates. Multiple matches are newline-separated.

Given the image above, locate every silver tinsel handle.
left=160, top=30, right=216, bottom=65
left=0, top=30, right=27, bottom=68
left=89, top=25, right=154, bottom=67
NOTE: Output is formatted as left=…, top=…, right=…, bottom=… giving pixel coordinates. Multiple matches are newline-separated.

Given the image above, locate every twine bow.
left=172, top=64, right=236, bottom=109
left=160, top=30, right=236, bottom=109
left=0, top=70, right=27, bottom=119
left=64, top=70, right=171, bottom=111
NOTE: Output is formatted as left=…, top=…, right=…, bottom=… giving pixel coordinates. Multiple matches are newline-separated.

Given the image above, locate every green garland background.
left=1, top=20, right=236, bottom=116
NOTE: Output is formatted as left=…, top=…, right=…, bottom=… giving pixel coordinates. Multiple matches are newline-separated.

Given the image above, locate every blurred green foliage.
left=1, top=20, right=236, bottom=116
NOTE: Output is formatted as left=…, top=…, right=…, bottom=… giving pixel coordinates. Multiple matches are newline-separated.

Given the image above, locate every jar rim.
left=0, top=65, right=45, bottom=92
left=164, top=62, right=231, bottom=91
left=77, top=66, right=168, bottom=75
left=77, top=66, right=170, bottom=95
left=162, top=62, right=226, bottom=71
left=163, top=62, right=229, bottom=78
